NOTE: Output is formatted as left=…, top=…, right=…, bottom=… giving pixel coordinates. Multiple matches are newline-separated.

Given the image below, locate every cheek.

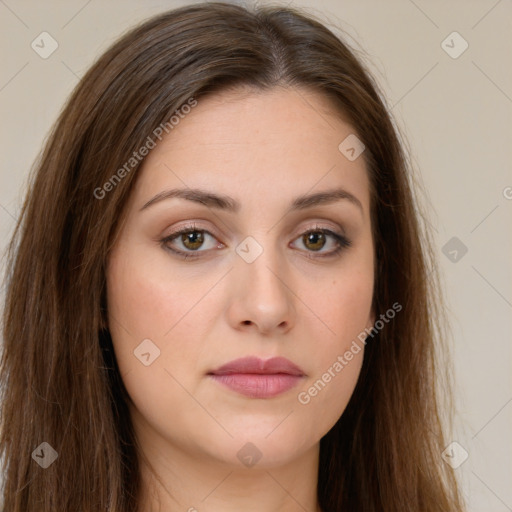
left=294, top=282, right=368, bottom=434
left=295, top=264, right=372, bottom=421
left=297, top=349, right=363, bottom=426
left=313, top=269, right=374, bottom=348
left=106, top=240, right=212, bottom=346
left=105, top=246, right=211, bottom=440
left=105, top=243, right=196, bottom=382
left=308, top=229, right=374, bottom=342
left=105, top=241, right=227, bottom=412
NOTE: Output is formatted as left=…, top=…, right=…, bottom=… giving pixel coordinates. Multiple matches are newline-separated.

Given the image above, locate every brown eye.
left=180, top=230, right=205, bottom=250
left=291, top=228, right=351, bottom=258
left=161, top=225, right=223, bottom=259
left=302, top=232, right=327, bottom=251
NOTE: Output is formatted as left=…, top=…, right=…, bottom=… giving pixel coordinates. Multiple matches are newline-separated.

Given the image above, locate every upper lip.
left=209, top=356, right=305, bottom=376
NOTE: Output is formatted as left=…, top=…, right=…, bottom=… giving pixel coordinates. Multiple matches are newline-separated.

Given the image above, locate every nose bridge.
left=237, top=234, right=286, bottom=297
left=231, top=233, right=294, bottom=332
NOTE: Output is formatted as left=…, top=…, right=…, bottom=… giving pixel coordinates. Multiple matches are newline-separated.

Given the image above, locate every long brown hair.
left=1, top=2, right=464, bottom=510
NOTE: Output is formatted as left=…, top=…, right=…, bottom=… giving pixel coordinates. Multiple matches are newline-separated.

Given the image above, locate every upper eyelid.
left=164, top=223, right=345, bottom=240
left=165, top=217, right=347, bottom=237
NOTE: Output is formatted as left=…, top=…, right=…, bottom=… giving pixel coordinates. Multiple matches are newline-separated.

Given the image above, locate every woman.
left=0, top=2, right=465, bottom=511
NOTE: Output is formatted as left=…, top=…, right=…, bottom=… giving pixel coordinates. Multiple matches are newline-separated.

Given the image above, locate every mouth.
left=207, top=356, right=305, bottom=399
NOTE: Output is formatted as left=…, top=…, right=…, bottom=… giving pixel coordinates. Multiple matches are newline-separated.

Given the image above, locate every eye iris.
left=303, top=232, right=326, bottom=251
left=182, top=231, right=204, bottom=250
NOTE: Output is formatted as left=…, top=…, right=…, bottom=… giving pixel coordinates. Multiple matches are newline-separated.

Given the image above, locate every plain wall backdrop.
left=0, top=1, right=510, bottom=510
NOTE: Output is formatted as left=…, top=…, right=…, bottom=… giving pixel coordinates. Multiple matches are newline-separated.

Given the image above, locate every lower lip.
left=209, top=373, right=303, bottom=398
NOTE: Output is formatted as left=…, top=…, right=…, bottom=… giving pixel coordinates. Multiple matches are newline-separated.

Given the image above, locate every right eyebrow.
left=140, top=187, right=240, bottom=212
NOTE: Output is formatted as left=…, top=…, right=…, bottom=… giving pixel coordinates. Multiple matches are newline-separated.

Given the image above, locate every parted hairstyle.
left=0, top=2, right=464, bottom=511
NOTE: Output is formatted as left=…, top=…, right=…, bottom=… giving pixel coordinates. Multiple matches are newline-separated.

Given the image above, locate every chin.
left=194, top=418, right=320, bottom=470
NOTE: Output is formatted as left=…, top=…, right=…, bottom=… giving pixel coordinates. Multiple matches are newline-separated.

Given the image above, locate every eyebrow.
left=139, top=187, right=363, bottom=214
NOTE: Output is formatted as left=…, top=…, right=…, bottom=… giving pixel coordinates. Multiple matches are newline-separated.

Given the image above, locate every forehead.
left=131, top=86, right=371, bottom=215
left=160, top=85, right=355, bottom=150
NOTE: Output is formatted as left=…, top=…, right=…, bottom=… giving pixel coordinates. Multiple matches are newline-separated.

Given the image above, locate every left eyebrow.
left=139, top=187, right=363, bottom=215
left=290, top=188, right=363, bottom=214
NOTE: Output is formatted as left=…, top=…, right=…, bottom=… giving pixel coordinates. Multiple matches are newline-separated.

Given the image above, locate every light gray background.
left=0, top=1, right=511, bottom=511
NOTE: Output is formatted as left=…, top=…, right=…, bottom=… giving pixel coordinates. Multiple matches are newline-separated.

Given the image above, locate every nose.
left=226, top=240, right=295, bottom=336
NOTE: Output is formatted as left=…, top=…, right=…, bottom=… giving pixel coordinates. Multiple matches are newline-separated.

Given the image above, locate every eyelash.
left=160, top=223, right=351, bottom=260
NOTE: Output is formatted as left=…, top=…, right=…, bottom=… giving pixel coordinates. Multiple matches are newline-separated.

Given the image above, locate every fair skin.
left=106, top=86, right=375, bottom=512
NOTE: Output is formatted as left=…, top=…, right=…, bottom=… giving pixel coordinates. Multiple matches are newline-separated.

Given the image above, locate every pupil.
left=305, top=232, right=325, bottom=251
left=183, top=231, right=204, bottom=249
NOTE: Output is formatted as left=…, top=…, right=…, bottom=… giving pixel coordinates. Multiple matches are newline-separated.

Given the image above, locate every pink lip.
left=208, top=356, right=305, bottom=398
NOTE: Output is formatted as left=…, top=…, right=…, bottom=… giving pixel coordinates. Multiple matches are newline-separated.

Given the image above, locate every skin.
left=106, top=85, right=375, bottom=512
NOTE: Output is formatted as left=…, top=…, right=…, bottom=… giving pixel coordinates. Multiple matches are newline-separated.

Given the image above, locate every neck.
left=136, top=429, right=322, bottom=512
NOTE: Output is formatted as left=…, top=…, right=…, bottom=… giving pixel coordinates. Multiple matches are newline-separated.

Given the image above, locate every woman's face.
left=106, top=86, right=375, bottom=470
